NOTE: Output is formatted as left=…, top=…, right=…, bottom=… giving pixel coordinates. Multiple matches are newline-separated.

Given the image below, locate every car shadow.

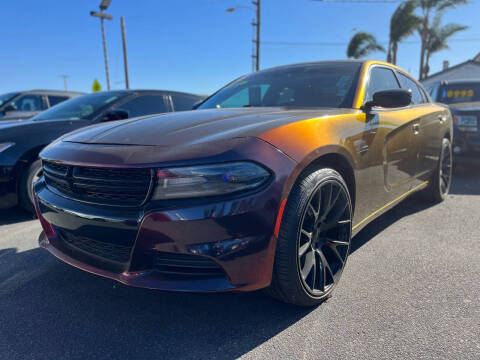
left=1, top=167, right=478, bottom=359
left=351, top=194, right=435, bottom=254
left=450, top=160, right=480, bottom=195
left=0, top=246, right=315, bottom=359
left=0, top=206, right=34, bottom=226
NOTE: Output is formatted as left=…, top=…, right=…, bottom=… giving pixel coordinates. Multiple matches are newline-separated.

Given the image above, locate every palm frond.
left=347, top=32, right=385, bottom=59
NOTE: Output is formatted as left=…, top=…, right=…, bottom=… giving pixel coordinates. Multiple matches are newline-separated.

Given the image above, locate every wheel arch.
left=281, top=145, right=357, bottom=216
left=12, top=144, right=47, bottom=189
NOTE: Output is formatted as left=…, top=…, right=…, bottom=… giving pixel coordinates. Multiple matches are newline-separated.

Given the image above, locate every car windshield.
left=199, top=62, right=362, bottom=110
left=0, top=92, right=19, bottom=107
left=33, top=92, right=125, bottom=121
left=437, top=83, right=480, bottom=104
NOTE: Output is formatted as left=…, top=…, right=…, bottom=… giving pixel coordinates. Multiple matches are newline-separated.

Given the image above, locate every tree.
left=423, top=14, right=468, bottom=77
left=388, top=0, right=421, bottom=65
left=417, top=0, right=468, bottom=80
left=347, top=32, right=385, bottom=59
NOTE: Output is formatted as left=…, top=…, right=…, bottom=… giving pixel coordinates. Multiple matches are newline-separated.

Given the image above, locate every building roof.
left=422, top=57, right=480, bottom=82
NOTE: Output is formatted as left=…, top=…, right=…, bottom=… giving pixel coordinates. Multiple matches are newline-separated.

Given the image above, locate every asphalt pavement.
left=0, top=165, right=479, bottom=360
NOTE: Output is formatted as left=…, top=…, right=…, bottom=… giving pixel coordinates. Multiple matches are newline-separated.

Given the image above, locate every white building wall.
left=422, top=62, right=480, bottom=86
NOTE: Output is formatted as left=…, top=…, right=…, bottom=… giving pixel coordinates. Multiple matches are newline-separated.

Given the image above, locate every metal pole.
left=255, top=0, right=260, bottom=71
left=100, top=16, right=111, bottom=90
left=60, top=75, right=69, bottom=91
left=120, top=16, right=130, bottom=89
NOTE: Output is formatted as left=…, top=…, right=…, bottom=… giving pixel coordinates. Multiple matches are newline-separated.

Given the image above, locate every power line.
left=262, top=38, right=480, bottom=47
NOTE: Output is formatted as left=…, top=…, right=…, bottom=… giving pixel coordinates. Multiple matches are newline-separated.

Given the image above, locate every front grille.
left=43, top=161, right=153, bottom=206
left=59, top=230, right=132, bottom=263
left=153, top=252, right=224, bottom=277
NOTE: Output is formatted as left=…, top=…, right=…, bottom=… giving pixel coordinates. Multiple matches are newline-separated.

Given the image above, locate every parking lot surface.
left=0, top=166, right=479, bottom=360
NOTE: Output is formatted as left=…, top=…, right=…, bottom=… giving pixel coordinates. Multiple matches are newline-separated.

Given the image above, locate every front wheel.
left=19, top=159, right=42, bottom=213
left=423, top=138, right=452, bottom=203
left=266, top=168, right=352, bottom=307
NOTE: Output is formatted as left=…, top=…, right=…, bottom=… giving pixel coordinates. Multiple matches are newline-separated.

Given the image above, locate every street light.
left=226, top=1, right=261, bottom=72
left=90, top=0, right=113, bottom=90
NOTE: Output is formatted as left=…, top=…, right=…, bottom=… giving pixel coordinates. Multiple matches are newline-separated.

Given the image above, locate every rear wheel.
left=423, top=138, right=452, bottom=203
left=19, top=159, right=42, bottom=213
left=266, top=168, right=352, bottom=307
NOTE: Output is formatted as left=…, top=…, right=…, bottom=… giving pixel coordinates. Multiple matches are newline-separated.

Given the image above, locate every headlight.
left=454, top=115, right=478, bottom=132
left=0, top=142, right=14, bottom=153
left=152, top=162, right=271, bottom=200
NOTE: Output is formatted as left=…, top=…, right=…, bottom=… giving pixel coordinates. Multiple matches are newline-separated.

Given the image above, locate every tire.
left=19, top=159, right=42, bottom=214
left=422, top=138, right=452, bottom=203
left=265, top=167, right=353, bottom=307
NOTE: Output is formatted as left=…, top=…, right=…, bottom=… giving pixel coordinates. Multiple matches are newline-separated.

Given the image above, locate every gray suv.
left=0, top=90, right=84, bottom=121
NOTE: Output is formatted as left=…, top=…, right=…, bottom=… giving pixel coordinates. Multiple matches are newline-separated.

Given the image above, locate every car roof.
left=26, top=90, right=85, bottom=96
left=250, top=59, right=413, bottom=78
left=85, top=89, right=204, bottom=98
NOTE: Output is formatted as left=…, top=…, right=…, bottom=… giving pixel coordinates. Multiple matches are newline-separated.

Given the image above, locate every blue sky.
left=2, top=0, right=479, bottom=95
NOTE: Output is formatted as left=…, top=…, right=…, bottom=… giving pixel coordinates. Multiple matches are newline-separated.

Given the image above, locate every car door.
left=3, top=93, right=47, bottom=119
left=363, top=66, right=419, bottom=200
left=396, top=72, right=443, bottom=185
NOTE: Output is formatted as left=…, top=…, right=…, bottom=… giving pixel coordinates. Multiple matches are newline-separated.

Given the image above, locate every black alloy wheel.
left=266, top=168, right=352, bottom=307
left=297, top=180, right=351, bottom=296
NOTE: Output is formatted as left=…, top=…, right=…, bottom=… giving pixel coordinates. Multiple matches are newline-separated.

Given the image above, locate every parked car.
left=34, top=61, right=452, bottom=307
left=0, top=89, right=204, bottom=212
left=425, top=80, right=480, bottom=162
left=0, top=90, right=84, bottom=121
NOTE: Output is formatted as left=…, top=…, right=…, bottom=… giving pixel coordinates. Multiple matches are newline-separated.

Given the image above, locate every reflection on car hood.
left=62, top=108, right=357, bottom=146
left=0, top=118, right=33, bottom=129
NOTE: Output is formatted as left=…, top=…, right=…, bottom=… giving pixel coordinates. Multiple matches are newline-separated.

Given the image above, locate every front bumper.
left=34, top=139, right=295, bottom=292
left=453, top=125, right=480, bottom=156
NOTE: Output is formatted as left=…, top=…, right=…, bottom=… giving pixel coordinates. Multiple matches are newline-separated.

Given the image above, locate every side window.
left=428, top=86, right=439, bottom=102
left=218, top=84, right=270, bottom=108
left=10, top=94, right=45, bottom=111
left=365, top=67, right=400, bottom=102
left=48, top=95, right=69, bottom=107
left=117, top=95, right=167, bottom=117
left=172, top=96, right=199, bottom=111
left=397, top=73, right=423, bottom=105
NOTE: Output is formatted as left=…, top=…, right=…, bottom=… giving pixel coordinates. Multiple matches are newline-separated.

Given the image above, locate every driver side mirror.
left=101, top=109, right=129, bottom=122
left=363, top=89, right=412, bottom=114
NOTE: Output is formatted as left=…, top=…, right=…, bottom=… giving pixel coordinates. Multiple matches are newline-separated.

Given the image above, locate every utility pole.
left=90, top=0, right=113, bottom=90
left=120, top=16, right=130, bottom=89
left=254, top=0, right=260, bottom=71
left=59, top=74, right=69, bottom=91
left=226, top=0, right=261, bottom=72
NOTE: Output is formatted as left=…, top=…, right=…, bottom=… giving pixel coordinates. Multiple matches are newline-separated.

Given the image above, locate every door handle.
left=438, top=114, right=447, bottom=124
left=412, top=123, right=420, bottom=134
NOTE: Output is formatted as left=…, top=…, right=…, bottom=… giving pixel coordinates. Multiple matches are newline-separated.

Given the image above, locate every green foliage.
left=416, top=0, right=468, bottom=79
left=388, top=0, right=421, bottom=64
left=347, top=32, right=385, bottom=59
left=92, top=79, right=102, bottom=93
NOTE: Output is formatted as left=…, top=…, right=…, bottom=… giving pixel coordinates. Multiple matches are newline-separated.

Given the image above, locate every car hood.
left=62, top=108, right=357, bottom=147
left=0, top=119, right=26, bottom=129
left=448, top=101, right=480, bottom=112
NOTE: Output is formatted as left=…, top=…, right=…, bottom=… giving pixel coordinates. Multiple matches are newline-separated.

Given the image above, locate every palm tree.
left=388, top=0, right=421, bottom=65
left=347, top=32, right=385, bottom=59
left=423, top=14, right=468, bottom=77
left=417, top=0, right=468, bottom=80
